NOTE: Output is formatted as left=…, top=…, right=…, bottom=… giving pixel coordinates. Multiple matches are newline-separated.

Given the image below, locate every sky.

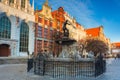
left=30, top=0, right=120, bottom=43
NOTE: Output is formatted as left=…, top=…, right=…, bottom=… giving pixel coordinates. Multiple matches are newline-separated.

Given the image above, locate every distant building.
left=85, top=26, right=111, bottom=52
left=0, top=0, right=35, bottom=57
left=111, top=42, right=120, bottom=57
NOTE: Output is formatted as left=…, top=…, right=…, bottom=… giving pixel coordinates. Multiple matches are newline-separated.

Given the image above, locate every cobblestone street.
left=0, top=58, right=119, bottom=80
left=96, top=58, right=120, bottom=80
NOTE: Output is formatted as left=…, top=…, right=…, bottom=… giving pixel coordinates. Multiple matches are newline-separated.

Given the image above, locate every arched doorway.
left=0, top=44, right=10, bottom=57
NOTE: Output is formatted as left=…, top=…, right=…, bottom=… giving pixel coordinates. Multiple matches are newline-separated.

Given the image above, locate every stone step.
left=0, top=57, right=28, bottom=64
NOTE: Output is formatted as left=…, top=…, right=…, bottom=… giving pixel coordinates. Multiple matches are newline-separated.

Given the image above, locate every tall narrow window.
left=19, top=22, right=29, bottom=52
left=50, top=21, right=53, bottom=27
left=44, top=41, right=48, bottom=48
left=37, top=40, right=42, bottom=52
left=0, top=16, right=11, bottom=39
left=45, top=20, right=47, bottom=25
left=50, top=30, right=53, bottom=40
left=38, top=17, right=42, bottom=23
left=44, top=28, right=48, bottom=39
left=38, top=26, right=42, bottom=38
left=21, top=0, right=26, bottom=8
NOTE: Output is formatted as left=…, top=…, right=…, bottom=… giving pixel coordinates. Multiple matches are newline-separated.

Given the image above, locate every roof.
left=85, top=27, right=101, bottom=37
left=112, top=42, right=120, bottom=47
left=52, top=7, right=65, bottom=18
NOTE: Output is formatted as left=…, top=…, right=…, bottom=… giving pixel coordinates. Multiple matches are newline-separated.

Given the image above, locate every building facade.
left=64, top=12, right=86, bottom=41
left=111, top=42, right=120, bottom=57
left=85, top=26, right=111, bottom=52
left=52, top=7, right=65, bottom=56
left=34, top=0, right=55, bottom=55
left=34, top=0, right=87, bottom=56
left=0, top=0, right=35, bottom=57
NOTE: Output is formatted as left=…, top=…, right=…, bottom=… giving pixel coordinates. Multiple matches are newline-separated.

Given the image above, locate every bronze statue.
left=63, top=20, right=71, bottom=37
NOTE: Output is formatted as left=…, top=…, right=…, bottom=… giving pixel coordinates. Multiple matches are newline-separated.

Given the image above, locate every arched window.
left=21, top=0, right=26, bottom=8
left=19, top=22, right=29, bottom=52
left=0, top=16, right=11, bottom=39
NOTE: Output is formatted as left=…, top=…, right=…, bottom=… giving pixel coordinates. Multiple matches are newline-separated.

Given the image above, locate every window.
left=50, top=30, right=53, bottom=40
left=45, top=20, right=47, bottom=25
left=38, top=17, right=42, bottom=23
left=57, top=21, right=60, bottom=29
left=44, top=28, right=48, bottom=39
left=19, top=22, right=29, bottom=52
left=58, top=21, right=60, bottom=26
left=0, top=16, right=11, bottom=39
left=44, top=41, right=48, bottom=48
left=50, top=21, right=53, bottom=27
left=49, top=42, right=53, bottom=49
left=9, top=0, right=14, bottom=4
left=37, top=40, right=42, bottom=52
left=38, top=26, right=42, bottom=38
left=21, top=0, right=25, bottom=8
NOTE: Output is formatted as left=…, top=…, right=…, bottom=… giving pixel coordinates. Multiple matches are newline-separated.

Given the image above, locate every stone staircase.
left=0, top=57, right=28, bottom=64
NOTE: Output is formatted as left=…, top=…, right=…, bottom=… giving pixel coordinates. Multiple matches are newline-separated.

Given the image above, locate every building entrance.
left=0, top=44, right=10, bottom=57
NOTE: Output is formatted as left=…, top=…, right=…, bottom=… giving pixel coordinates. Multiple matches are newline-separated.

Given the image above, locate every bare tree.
left=85, top=39, right=109, bottom=57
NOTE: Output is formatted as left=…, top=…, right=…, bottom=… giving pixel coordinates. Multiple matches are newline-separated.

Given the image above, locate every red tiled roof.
left=113, top=43, right=120, bottom=47
left=85, top=27, right=101, bottom=37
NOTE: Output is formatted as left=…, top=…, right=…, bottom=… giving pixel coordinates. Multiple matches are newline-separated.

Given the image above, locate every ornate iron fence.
left=33, top=58, right=106, bottom=78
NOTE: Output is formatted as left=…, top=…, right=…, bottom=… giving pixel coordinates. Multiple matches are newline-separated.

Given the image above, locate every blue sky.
left=30, top=0, right=120, bottom=43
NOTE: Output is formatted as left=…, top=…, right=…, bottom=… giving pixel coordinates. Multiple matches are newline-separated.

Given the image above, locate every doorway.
left=0, top=44, right=10, bottom=57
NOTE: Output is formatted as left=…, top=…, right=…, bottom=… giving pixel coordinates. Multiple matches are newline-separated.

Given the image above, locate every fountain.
left=55, top=20, right=79, bottom=59
left=34, top=20, right=97, bottom=78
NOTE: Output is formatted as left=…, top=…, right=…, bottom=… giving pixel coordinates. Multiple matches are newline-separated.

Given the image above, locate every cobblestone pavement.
left=0, top=58, right=119, bottom=80
left=96, top=58, right=120, bottom=80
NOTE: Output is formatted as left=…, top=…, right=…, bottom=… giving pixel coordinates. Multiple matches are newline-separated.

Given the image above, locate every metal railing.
left=33, top=58, right=106, bottom=78
left=95, top=59, right=106, bottom=77
left=44, top=60, right=95, bottom=78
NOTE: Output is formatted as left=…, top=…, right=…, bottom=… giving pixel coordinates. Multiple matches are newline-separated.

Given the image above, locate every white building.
left=0, top=0, right=35, bottom=57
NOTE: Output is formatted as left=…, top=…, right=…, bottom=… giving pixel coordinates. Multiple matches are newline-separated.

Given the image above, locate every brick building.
left=34, top=0, right=55, bottom=55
